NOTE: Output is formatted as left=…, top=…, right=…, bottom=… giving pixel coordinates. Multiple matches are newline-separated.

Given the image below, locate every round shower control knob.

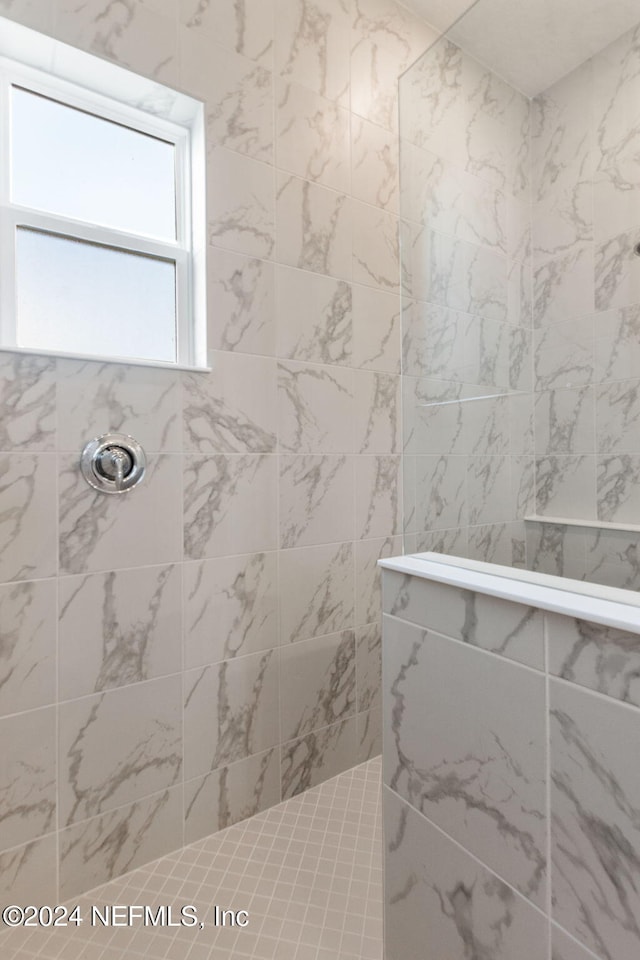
left=80, top=434, right=146, bottom=494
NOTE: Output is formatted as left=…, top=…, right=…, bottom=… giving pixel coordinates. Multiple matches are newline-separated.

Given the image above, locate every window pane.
left=10, top=87, right=176, bottom=241
left=16, top=228, right=177, bottom=363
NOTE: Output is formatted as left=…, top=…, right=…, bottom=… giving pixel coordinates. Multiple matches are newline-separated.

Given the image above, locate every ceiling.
left=403, top=0, right=640, bottom=95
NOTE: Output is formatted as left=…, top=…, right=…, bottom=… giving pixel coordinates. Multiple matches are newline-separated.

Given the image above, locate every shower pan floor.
left=3, top=758, right=382, bottom=960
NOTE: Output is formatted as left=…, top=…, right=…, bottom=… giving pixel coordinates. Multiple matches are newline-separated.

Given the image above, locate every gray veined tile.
left=594, top=304, right=640, bottom=383
left=0, top=580, right=56, bottom=718
left=547, top=611, right=640, bottom=709
left=279, top=541, right=354, bottom=645
left=416, top=525, right=470, bottom=559
left=275, top=79, right=350, bottom=193
left=0, top=354, right=55, bottom=452
left=596, top=379, right=640, bottom=455
left=280, top=714, right=357, bottom=800
left=275, top=0, right=351, bottom=106
left=279, top=630, right=356, bottom=742
left=351, top=115, right=398, bottom=213
left=277, top=360, right=354, bottom=454
left=276, top=266, right=352, bottom=365
left=279, top=454, right=354, bottom=548
left=59, top=785, right=182, bottom=900
left=595, top=228, right=640, bottom=313
left=415, top=455, right=467, bottom=532
left=383, top=616, right=547, bottom=905
left=534, top=245, right=595, bottom=328
left=525, top=520, right=588, bottom=582
left=0, top=835, right=57, bottom=905
left=184, top=650, right=279, bottom=780
left=185, top=553, right=277, bottom=669
left=597, top=455, right=640, bottom=525
left=552, top=926, right=602, bottom=960
left=60, top=453, right=182, bottom=575
left=0, top=706, right=56, bottom=853
left=535, top=455, right=597, bottom=520
left=58, top=675, right=182, bottom=827
left=184, top=453, right=277, bottom=559
left=356, top=706, right=381, bottom=763
left=583, top=527, right=640, bottom=591
left=356, top=622, right=380, bottom=714
left=384, top=787, right=548, bottom=960
left=57, top=358, right=181, bottom=454
left=352, top=283, right=401, bottom=374
left=207, top=147, right=275, bottom=259
left=183, top=354, right=277, bottom=454
left=0, top=453, right=56, bottom=583
left=355, top=455, right=401, bottom=540
left=184, top=748, right=280, bottom=844
left=206, top=248, right=275, bottom=357
left=551, top=678, right=640, bottom=960
left=398, top=36, right=466, bottom=160
left=535, top=316, right=595, bottom=390
left=354, top=371, right=399, bottom=454
left=468, top=520, right=525, bottom=567
left=179, top=0, right=274, bottom=66
left=354, top=534, right=402, bottom=628
left=276, top=173, right=352, bottom=281
left=58, top=565, right=182, bottom=701
left=535, top=388, right=596, bottom=456
left=467, top=455, right=512, bottom=526
left=352, top=201, right=399, bottom=293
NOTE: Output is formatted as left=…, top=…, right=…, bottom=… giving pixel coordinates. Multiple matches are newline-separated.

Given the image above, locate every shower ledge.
left=524, top=514, right=640, bottom=534
left=379, top=552, right=640, bottom=634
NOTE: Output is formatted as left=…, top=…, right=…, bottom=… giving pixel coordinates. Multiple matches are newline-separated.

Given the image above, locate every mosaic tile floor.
left=2, top=758, right=382, bottom=960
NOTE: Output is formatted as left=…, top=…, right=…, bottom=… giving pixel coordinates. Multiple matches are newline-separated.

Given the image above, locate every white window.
left=0, top=21, right=207, bottom=369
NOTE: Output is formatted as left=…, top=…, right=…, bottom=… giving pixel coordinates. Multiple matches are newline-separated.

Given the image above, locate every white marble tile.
left=382, top=571, right=545, bottom=670
left=384, top=787, right=548, bottom=960
left=416, top=525, right=470, bottom=559
left=597, top=455, right=640, bottom=525
left=352, top=201, right=399, bottom=293
left=184, top=650, right=279, bottom=779
left=276, top=267, right=352, bottom=365
left=551, top=678, right=640, bottom=960
left=207, top=147, right=275, bottom=259
left=354, top=534, right=402, bottom=628
left=535, top=455, right=597, bottom=520
left=58, top=675, right=182, bottom=826
left=276, top=173, right=352, bottom=280
left=184, top=748, right=280, bottom=844
left=595, top=304, right=640, bottom=383
left=532, top=185, right=593, bottom=265
left=351, top=116, right=398, bottom=212
left=596, top=379, right=640, bottom=454
left=415, top=455, right=467, bottom=532
left=592, top=24, right=640, bottom=243
left=181, top=34, right=273, bottom=162
left=279, top=630, right=356, bottom=741
left=525, top=520, right=588, bottom=581
left=275, top=0, right=351, bottom=106
left=354, top=371, right=399, bottom=454
left=183, top=354, right=277, bottom=453
left=0, top=354, right=55, bottom=452
left=355, top=454, right=401, bottom=539
left=535, top=388, right=596, bottom=455
left=279, top=454, right=354, bottom=548
left=185, top=552, right=277, bottom=668
left=352, top=283, right=401, bottom=373
left=54, top=0, right=178, bottom=83
left=0, top=580, right=55, bottom=718
left=0, top=707, right=56, bottom=852
left=59, top=786, right=182, bottom=900
left=356, top=706, right=381, bottom=762
left=512, top=455, right=536, bottom=520
left=383, top=615, right=547, bottom=906
left=469, top=520, right=525, bottom=567
left=547, top=611, right=640, bottom=709
left=0, top=835, right=57, bottom=906
left=184, top=454, right=277, bottom=559
left=356, top=622, right=380, bottom=714
left=59, top=453, right=182, bottom=575
left=276, top=79, right=350, bottom=192
left=467, top=455, right=512, bottom=526
left=351, top=0, right=437, bottom=133
left=0, top=454, right=56, bottom=583
left=279, top=541, right=354, bottom=644
left=595, top=228, right=640, bottom=312
left=57, top=359, right=181, bottom=454
left=207, top=248, right=276, bottom=357
left=58, top=565, right=182, bottom=701
left=280, top=714, right=357, bottom=799
left=179, top=0, right=274, bottom=65
left=534, top=245, right=595, bottom=328
left=552, top=927, right=600, bottom=960
left=535, top=316, right=595, bottom=390
left=278, top=360, right=354, bottom=454
left=583, top=526, right=640, bottom=591
left=0, top=0, right=54, bottom=32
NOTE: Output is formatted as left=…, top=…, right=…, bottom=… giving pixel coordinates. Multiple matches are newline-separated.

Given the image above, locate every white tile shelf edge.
left=524, top=514, right=640, bottom=534
left=379, top=552, right=640, bottom=635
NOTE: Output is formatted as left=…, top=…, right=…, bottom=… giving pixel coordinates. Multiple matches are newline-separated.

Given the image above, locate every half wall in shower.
left=400, top=0, right=640, bottom=591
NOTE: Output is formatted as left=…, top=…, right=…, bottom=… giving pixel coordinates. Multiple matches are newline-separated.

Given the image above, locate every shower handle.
left=80, top=433, right=146, bottom=494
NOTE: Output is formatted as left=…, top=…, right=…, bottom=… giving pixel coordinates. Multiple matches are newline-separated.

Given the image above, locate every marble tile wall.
left=383, top=567, right=640, bottom=960
left=0, top=0, right=435, bottom=901
left=399, top=33, right=535, bottom=568
left=531, top=23, right=640, bottom=537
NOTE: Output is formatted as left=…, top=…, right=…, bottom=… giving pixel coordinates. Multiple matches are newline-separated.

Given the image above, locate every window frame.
left=0, top=52, right=207, bottom=370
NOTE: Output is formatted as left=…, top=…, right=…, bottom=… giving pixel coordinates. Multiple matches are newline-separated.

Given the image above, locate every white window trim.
left=0, top=20, right=208, bottom=371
